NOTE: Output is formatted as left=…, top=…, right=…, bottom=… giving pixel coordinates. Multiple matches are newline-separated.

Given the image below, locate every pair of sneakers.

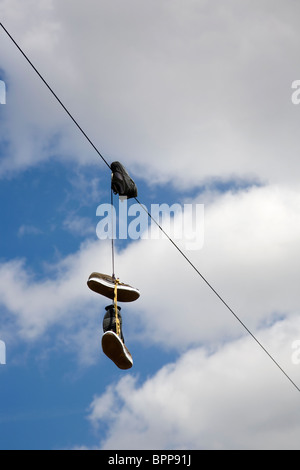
left=87, top=272, right=139, bottom=370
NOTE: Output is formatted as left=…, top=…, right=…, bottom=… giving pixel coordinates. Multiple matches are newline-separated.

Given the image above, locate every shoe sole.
left=87, top=273, right=140, bottom=302
left=102, top=331, right=133, bottom=370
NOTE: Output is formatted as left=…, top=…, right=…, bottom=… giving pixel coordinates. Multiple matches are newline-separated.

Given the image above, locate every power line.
left=136, top=199, right=300, bottom=393
left=1, top=21, right=299, bottom=394
left=0, top=22, right=111, bottom=171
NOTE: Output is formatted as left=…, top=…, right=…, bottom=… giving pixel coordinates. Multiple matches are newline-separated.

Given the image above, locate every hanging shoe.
left=103, top=305, right=125, bottom=342
left=87, top=272, right=140, bottom=302
left=111, top=161, right=138, bottom=199
left=102, top=331, right=133, bottom=370
left=102, top=305, right=133, bottom=370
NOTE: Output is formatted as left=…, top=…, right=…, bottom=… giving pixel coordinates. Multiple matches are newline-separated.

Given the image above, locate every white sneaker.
left=87, top=272, right=140, bottom=303
left=102, top=331, right=133, bottom=370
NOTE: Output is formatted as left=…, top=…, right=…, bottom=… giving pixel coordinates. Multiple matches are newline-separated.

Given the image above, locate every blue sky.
left=1, top=0, right=300, bottom=450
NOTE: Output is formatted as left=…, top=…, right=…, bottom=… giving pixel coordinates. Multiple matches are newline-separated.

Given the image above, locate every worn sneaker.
left=111, top=161, right=138, bottom=199
left=87, top=272, right=140, bottom=302
left=102, top=331, right=133, bottom=370
left=103, top=304, right=124, bottom=342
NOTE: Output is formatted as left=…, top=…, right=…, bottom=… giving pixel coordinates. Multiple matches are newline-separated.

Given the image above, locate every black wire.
left=2, top=21, right=299, bottom=394
left=135, top=198, right=300, bottom=393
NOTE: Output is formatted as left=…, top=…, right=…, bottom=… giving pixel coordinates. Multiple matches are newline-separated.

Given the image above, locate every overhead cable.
left=1, top=21, right=299, bottom=394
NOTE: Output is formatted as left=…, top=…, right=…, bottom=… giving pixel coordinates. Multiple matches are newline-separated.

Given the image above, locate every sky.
left=0, top=0, right=300, bottom=450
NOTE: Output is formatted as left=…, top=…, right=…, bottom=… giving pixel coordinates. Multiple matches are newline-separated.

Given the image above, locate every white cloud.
left=88, top=315, right=300, bottom=450
left=63, top=214, right=95, bottom=238
left=0, top=0, right=300, bottom=187
left=0, top=240, right=108, bottom=344
left=0, top=183, right=299, bottom=358
left=119, top=184, right=300, bottom=351
left=18, top=224, right=43, bottom=237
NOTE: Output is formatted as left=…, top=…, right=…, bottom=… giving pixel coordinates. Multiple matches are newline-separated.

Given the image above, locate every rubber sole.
left=102, top=331, right=133, bottom=370
left=87, top=273, right=140, bottom=303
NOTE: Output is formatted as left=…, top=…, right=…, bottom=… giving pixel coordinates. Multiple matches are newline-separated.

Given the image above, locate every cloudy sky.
left=0, top=0, right=300, bottom=450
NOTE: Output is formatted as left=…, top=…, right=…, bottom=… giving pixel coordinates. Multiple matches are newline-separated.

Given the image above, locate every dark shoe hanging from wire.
left=111, top=161, right=138, bottom=199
